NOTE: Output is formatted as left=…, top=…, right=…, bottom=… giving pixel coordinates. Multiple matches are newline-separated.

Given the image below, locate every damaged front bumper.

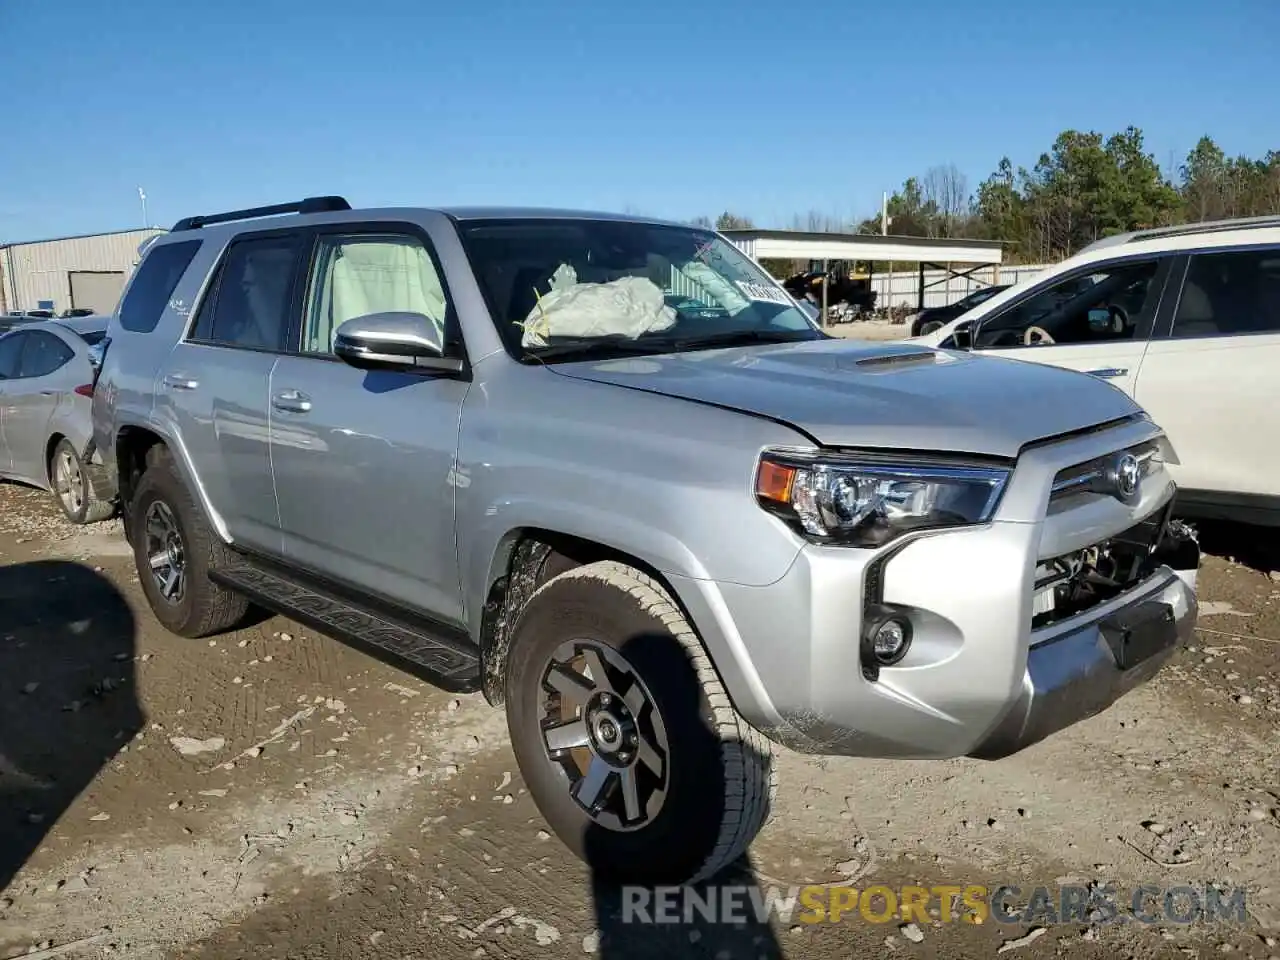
left=683, top=490, right=1199, bottom=762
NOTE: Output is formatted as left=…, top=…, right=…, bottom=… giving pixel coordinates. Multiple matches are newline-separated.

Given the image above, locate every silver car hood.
left=552, top=339, right=1142, bottom=459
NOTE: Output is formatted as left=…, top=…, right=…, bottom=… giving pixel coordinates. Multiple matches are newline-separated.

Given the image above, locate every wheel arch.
left=476, top=526, right=742, bottom=716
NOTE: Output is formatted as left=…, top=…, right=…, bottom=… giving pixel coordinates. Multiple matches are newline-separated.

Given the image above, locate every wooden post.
left=821, top=258, right=829, bottom=328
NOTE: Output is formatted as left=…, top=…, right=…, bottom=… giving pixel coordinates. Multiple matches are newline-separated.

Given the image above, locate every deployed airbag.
left=520, top=264, right=677, bottom=347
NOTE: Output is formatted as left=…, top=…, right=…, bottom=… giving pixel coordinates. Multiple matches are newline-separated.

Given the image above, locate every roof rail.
left=171, top=195, right=351, bottom=232
left=1125, top=214, right=1280, bottom=245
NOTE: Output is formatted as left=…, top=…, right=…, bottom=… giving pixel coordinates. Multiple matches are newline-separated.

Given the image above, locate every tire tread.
left=527, top=560, right=776, bottom=883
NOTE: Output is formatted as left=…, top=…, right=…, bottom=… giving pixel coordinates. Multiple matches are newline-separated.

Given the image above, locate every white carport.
left=721, top=229, right=1004, bottom=325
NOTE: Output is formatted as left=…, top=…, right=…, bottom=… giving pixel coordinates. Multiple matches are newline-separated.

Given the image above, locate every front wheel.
left=505, top=561, right=775, bottom=885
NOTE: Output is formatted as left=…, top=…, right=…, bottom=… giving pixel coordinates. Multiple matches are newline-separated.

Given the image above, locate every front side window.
left=302, top=234, right=449, bottom=354
left=191, top=234, right=301, bottom=351
left=1171, top=248, right=1280, bottom=339
left=458, top=219, right=820, bottom=359
left=19, top=332, right=73, bottom=378
left=974, top=260, right=1162, bottom=350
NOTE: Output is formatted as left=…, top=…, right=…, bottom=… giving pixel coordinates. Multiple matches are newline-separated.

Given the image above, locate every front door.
left=156, top=230, right=304, bottom=555
left=1133, top=246, right=1280, bottom=504
left=269, top=226, right=469, bottom=625
left=970, top=257, right=1173, bottom=397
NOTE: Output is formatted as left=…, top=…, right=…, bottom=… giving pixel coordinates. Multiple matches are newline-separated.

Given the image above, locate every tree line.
left=698, top=129, right=1280, bottom=265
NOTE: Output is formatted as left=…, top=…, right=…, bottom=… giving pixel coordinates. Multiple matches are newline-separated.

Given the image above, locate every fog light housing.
left=862, top=608, right=913, bottom=673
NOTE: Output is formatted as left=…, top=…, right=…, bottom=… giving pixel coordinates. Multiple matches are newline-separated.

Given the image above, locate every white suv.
left=916, top=216, right=1280, bottom=527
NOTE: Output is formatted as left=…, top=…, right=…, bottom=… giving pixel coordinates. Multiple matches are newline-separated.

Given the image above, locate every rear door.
left=1133, top=244, right=1280, bottom=513
left=157, top=230, right=304, bottom=555
left=969, top=256, right=1174, bottom=397
left=3, top=330, right=78, bottom=483
left=0, top=333, right=28, bottom=472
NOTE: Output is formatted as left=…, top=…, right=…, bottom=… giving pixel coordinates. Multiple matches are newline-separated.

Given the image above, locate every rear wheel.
left=505, top=561, right=775, bottom=885
left=129, top=446, right=248, bottom=638
left=917, top=319, right=945, bottom=336
left=50, top=438, right=113, bottom=525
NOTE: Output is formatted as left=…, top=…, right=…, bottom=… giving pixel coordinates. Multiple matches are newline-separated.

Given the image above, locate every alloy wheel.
left=144, top=500, right=186, bottom=603
left=538, top=639, right=669, bottom=832
left=54, top=450, right=84, bottom=516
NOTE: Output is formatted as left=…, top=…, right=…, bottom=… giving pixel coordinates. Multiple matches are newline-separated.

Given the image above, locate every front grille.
left=1031, top=502, right=1172, bottom=630
left=1049, top=439, right=1161, bottom=507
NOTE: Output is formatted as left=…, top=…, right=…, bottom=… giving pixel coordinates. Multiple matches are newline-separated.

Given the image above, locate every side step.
left=211, top=559, right=481, bottom=693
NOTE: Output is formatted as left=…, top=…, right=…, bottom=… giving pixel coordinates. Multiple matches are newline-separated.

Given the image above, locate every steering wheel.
left=1024, top=325, right=1055, bottom=346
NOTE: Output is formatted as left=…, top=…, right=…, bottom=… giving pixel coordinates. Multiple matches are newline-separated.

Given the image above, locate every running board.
left=211, top=560, right=481, bottom=693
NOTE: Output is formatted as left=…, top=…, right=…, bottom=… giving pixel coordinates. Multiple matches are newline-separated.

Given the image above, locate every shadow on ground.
left=1192, top=519, right=1280, bottom=573
left=0, top=560, right=142, bottom=891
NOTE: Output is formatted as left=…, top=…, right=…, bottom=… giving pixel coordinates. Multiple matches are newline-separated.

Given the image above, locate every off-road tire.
left=49, top=437, right=114, bottom=525
left=505, top=560, right=776, bottom=885
left=129, top=446, right=248, bottom=638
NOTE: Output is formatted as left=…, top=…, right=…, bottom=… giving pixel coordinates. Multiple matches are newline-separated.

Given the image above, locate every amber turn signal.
left=755, top=460, right=796, bottom=505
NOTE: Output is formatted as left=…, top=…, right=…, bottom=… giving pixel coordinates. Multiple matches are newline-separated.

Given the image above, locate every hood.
left=551, top=339, right=1141, bottom=459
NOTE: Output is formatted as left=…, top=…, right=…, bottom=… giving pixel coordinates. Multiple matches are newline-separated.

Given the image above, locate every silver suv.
left=90, top=197, right=1200, bottom=884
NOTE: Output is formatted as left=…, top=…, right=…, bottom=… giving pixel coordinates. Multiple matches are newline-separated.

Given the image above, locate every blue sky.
left=2, top=0, right=1277, bottom=241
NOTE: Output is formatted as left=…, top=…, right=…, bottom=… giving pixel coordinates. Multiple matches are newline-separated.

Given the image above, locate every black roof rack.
left=170, top=195, right=351, bottom=232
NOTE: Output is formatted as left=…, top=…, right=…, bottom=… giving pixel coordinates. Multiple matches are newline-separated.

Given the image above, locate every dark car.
left=910, top=284, right=1010, bottom=336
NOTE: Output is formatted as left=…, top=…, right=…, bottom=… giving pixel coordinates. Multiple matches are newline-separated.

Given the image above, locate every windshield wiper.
left=522, top=335, right=674, bottom=363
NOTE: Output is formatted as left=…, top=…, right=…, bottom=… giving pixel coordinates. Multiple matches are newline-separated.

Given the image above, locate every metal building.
left=1, top=228, right=165, bottom=316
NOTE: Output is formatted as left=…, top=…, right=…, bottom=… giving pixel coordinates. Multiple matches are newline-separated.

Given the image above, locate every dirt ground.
left=2, top=481, right=1279, bottom=960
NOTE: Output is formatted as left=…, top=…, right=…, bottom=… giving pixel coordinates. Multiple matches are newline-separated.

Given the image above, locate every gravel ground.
left=1, top=480, right=1278, bottom=960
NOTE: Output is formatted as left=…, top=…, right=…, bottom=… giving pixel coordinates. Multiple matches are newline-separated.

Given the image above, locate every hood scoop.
left=852, top=349, right=940, bottom=369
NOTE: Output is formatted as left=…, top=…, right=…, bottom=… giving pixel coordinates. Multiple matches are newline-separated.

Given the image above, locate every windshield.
left=457, top=218, right=822, bottom=359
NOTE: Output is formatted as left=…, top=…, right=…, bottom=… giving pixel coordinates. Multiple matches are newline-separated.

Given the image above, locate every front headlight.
left=755, top=450, right=1010, bottom=547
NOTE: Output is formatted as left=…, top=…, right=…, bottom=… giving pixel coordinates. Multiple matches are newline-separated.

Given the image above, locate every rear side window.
left=190, top=234, right=301, bottom=352
left=18, top=332, right=73, bottom=378
left=0, top=333, right=24, bottom=378
left=1171, top=248, right=1280, bottom=339
left=118, top=239, right=203, bottom=334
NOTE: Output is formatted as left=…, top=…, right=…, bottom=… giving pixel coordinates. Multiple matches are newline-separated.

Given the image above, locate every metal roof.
left=0, top=226, right=166, bottom=249
left=720, top=229, right=1003, bottom=264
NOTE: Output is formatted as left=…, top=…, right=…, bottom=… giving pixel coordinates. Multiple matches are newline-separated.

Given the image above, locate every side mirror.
left=951, top=321, right=973, bottom=350
left=333, top=312, right=462, bottom=373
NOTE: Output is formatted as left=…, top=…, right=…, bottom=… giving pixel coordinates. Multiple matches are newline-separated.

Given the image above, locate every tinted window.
left=20, top=332, right=74, bottom=378
left=119, top=240, right=203, bottom=334
left=192, top=234, right=300, bottom=351
left=301, top=233, right=449, bottom=354
left=975, top=260, right=1161, bottom=349
left=0, top=333, right=24, bottom=378
left=1171, top=248, right=1280, bottom=339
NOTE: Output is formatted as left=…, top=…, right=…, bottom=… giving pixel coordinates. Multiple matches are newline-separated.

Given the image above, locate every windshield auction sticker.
left=735, top=280, right=793, bottom=306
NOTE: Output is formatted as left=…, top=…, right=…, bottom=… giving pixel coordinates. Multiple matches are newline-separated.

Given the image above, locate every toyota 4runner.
left=89, top=197, right=1200, bottom=885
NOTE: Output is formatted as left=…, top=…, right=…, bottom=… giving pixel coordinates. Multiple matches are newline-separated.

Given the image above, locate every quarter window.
left=301, top=234, right=448, bottom=354
left=975, top=260, right=1162, bottom=350
left=191, top=234, right=301, bottom=351
left=119, top=239, right=202, bottom=334
left=1171, top=248, right=1280, bottom=338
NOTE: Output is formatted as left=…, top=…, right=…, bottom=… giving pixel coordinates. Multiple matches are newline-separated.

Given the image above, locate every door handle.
left=39, top=390, right=56, bottom=396
left=1084, top=367, right=1128, bottom=379
left=272, top=389, right=312, bottom=413
left=164, top=374, right=200, bottom=391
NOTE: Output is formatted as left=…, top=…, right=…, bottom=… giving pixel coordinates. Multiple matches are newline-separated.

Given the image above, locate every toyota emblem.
left=1113, top=453, right=1141, bottom=499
